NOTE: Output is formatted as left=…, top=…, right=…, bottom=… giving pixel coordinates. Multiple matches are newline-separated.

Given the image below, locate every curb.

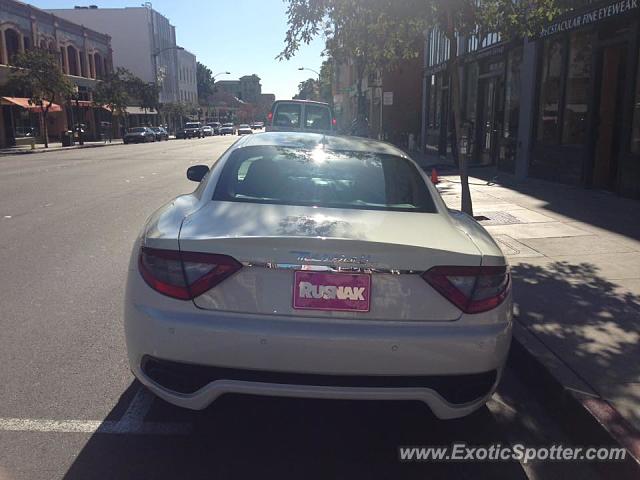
left=509, top=320, right=640, bottom=479
left=0, top=142, right=122, bottom=156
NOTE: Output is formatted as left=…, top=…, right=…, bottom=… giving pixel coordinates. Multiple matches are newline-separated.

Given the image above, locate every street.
left=0, top=138, right=602, bottom=480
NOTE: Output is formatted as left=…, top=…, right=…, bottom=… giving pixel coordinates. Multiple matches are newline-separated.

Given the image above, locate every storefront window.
left=537, top=38, right=564, bottom=145
left=631, top=48, right=640, bottom=154
left=435, top=74, right=443, bottom=128
left=465, top=62, right=479, bottom=125
left=428, top=75, right=437, bottom=127
left=504, top=47, right=522, bottom=140
left=562, top=31, right=593, bottom=145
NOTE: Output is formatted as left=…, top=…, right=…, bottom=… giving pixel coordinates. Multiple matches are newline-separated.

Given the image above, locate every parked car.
left=220, top=123, right=235, bottom=135
left=123, top=127, right=156, bottom=144
left=125, top=131, right=512, bottom=419
left=202, top=126, right=214, bottom=137
left=266, top=100, right=336, bottom=134
left=150, top=126, right=169, bottom=141
left=177, top=122, right=204, bottom=139
left=207, top=122, right=222, bottom=135
left=237, top=124, right=253, bottom=135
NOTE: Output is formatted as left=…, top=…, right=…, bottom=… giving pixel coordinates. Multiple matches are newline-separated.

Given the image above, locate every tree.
left=293, top=78, right=319, bottom=100
left=279, top=0, right=423, bottom=120
left=280, top=0, right=570, bottom=215
left=92, top=67, right=134, bottom=123
left=318, top=58, right=333, bottom=105
left=8, top=48, right=74, bottom=148
left=196, top=62, right=215, bottom=104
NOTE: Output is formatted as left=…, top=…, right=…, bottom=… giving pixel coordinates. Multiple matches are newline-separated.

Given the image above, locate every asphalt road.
left=0, top=136, right=602, bottom=480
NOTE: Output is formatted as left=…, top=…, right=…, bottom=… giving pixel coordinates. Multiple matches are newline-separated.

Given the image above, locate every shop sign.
left=541, top=0, right=639, bottom=37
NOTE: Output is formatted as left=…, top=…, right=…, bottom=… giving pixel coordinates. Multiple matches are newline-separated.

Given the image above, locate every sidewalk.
left=0, top=139, right=123, bottom=155
left=437, top=169, right=640, bottom=464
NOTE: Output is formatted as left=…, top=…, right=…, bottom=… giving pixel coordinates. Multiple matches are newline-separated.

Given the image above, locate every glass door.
left=477, top=77, right=498, bottom=165
left=592, top=43, right=627, bottom=190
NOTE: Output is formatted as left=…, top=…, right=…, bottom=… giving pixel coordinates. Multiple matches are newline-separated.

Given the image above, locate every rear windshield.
left=129, top=127, right=146, bottom=133
left=185, top=123, right=200, bottom=128
left=273, top=103, right=301, bottom=128
left=213, top=146, right=435, bottom=213
left=305, top=104, right=331, bottom=130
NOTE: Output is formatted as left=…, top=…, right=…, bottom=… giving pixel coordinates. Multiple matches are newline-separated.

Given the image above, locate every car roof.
left=272, top=99, right=330, bottom=107
left=234, top=132, right=408, bottom=157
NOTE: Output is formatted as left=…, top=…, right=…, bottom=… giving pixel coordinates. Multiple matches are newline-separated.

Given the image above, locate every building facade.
left=48, top=5, right=181, bottom=104
left=422, top=0, right=640, bottom=199
left=177, top=47, right=197, bottom=105
left=0, top=0, right=113, bottom=147
left=215, top=75, right=262, bottom=102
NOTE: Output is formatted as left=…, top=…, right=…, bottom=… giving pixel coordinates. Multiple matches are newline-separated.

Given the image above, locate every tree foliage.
left=8, top=48, right=75, bottom=148
left=196, top=62, right=215, bottom=104
left=279, top=0, right=423, bottom=115
left=92, top=67, right=135, bottom=116
left=293, top=78, right=319, bottom=100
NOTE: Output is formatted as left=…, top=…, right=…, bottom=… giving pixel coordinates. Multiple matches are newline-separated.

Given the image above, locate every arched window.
left=5, top=29, right=21, bottom=64
left=94, top=52, right=103, bottom=78
left=67, top=45, right=79, bottom=76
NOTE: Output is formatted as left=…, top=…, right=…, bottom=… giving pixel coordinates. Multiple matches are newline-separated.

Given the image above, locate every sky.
left=29, top=0, right=326, bottom=100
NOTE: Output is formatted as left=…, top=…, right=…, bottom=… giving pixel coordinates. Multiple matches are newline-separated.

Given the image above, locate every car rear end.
left=266, top=100, right=336, bottom=134
left=124, top=137, right=512, bottom=419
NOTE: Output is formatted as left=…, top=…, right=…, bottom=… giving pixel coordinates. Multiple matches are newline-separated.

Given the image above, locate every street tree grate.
left=475, top=211, right=522, bottom=226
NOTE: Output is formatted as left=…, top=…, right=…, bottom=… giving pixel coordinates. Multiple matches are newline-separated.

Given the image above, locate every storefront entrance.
left=475, top=72, right=504, bottom=166
left=591, top=42, right=628, bottom=190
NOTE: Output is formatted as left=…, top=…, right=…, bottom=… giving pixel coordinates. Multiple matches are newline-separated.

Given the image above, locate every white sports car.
left=124, top=132, right=512, bottom=419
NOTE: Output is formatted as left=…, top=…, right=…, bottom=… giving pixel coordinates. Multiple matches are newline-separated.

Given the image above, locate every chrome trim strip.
left=241, top=261, right=420, bottom=275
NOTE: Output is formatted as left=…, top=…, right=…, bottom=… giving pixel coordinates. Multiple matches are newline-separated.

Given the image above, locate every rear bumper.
left=125, top=273, right=512, bottom=418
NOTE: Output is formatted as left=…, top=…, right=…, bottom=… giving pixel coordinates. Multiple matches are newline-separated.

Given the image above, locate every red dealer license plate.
left=292, top=271, right=371, bottom=312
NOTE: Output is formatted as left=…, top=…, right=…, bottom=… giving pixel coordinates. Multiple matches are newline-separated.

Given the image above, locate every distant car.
left=150, top=126, right=169, bottom=141
left=250, top=122, right=264, bottom=130
left=220, top=123, right=235, bottom=135
left=207, top=122, right=222, bottom=135
left=237, top=124, right=253, bottom=135
left=123, top=127, right=156, bottom=144
left=266, top=100, right=336, bottom=134
left=177, top=122, right=204, bottom=139
left=202, top=126, right=214, bottom=137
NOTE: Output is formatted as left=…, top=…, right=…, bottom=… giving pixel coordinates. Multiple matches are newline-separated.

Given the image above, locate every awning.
left=123, top=106, right=158, bottom=115
left=0, top=97, right=63, bottom=113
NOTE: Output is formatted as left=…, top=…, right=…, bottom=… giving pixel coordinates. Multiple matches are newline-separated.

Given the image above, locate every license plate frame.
left=292, top=271, right=371, bottom=312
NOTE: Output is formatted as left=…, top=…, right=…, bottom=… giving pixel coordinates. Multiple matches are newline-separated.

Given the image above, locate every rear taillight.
left=422, top=266, right=510, bottom=314
left=331, top=118, right=337, bottom=126
left=267, top=111, right=273, bottom=122
left=138, top=247, right=242, bottom=300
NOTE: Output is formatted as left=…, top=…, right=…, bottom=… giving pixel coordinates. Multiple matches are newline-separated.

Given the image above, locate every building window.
left=465, top=62, right=479, bottom=125
left=5, top=28, right=21, bottom=64
left=631, top=47, right=640, bottom=154
left=67, top=45, right=79, bottom=76
left=562, top=31, right=593, bottom=145
left=504, top=47, right=523, bottom=140
left=537, top=37, right=564, bottom=145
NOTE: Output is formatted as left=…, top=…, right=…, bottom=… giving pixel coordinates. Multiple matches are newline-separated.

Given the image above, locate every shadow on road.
left=63, top=390, right=527, bottom=479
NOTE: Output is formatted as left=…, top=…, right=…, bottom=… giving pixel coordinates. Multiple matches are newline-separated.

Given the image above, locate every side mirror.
left=187, top=165, right=209, bottom=182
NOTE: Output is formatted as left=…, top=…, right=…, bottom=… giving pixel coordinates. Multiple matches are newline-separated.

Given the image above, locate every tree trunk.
left=446, top=13, right=473, bottom=216
left=42, top=111, right=49, bottom=148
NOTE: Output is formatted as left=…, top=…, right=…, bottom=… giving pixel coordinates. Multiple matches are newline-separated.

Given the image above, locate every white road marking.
left=3, top=215, right=11, bottom=219
left=0, top=388, right=192, bottom=435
